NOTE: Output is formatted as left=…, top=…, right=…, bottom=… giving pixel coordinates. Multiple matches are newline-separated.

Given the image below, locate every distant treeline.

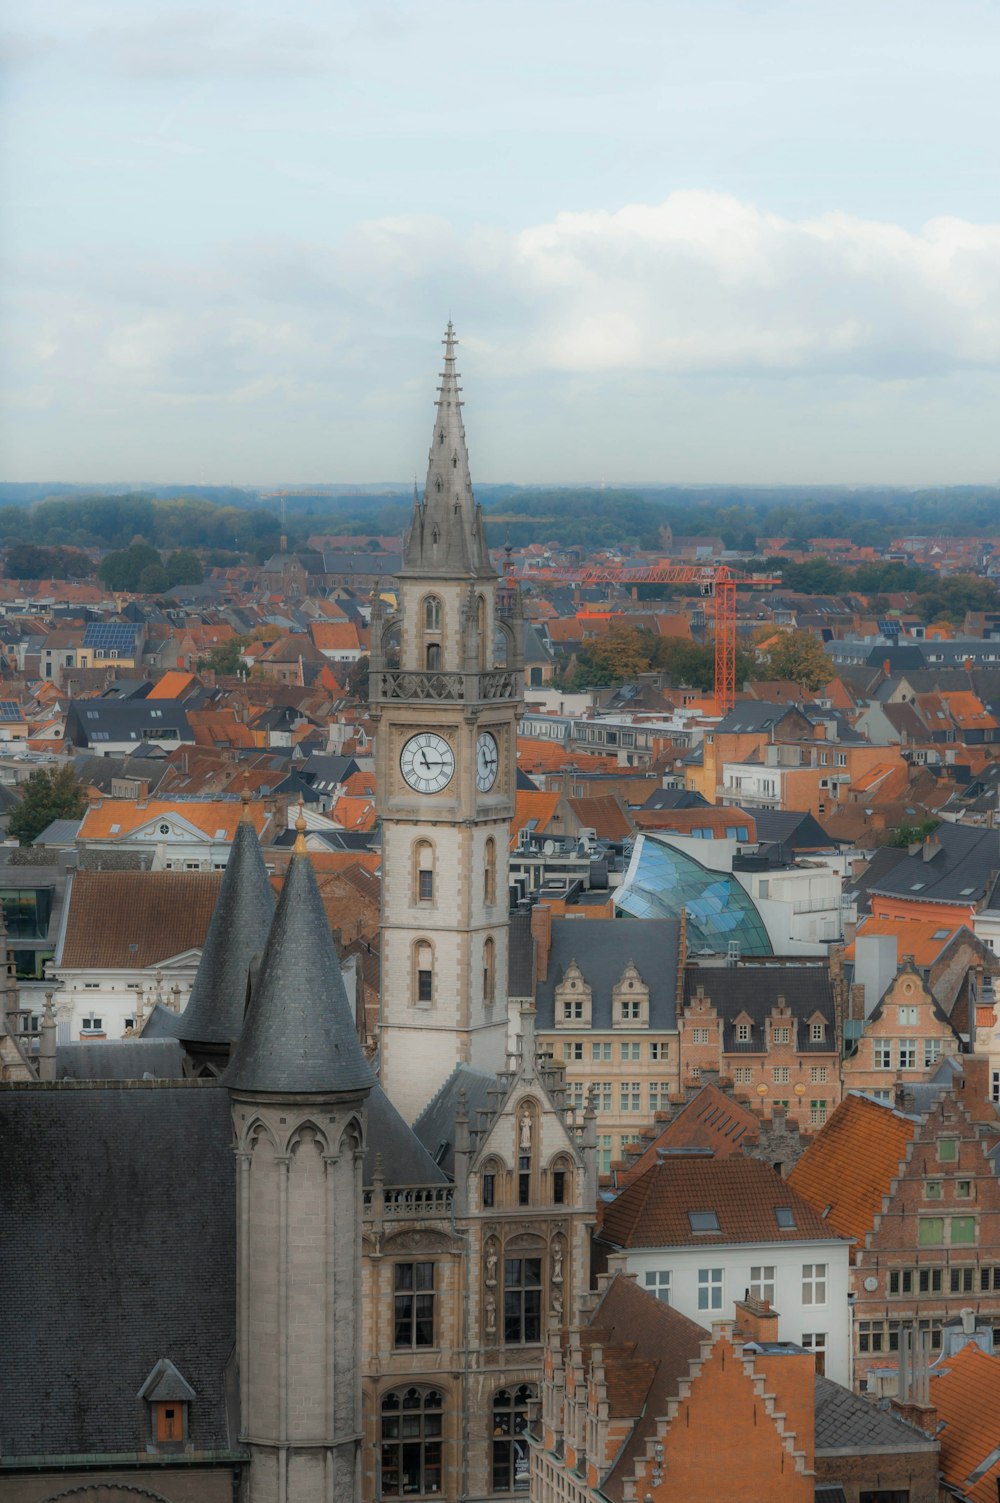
left=0, top=493, right=286, bottom=559
left=3, top=484, right=1000, bottom=562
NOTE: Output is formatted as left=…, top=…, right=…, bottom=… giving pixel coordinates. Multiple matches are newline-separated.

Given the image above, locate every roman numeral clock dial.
left=476, top=731, right=499, bottom=792
left=400, top=732, right=455, bottom=794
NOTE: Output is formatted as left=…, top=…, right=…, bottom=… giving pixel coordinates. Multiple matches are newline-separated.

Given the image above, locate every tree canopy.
left=764, top=630, right=832, bottom=691
left=8, top=766, right=88, bottom=847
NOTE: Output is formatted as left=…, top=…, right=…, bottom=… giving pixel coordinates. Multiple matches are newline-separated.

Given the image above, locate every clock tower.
left=372, top=324, right=522, bottom=1123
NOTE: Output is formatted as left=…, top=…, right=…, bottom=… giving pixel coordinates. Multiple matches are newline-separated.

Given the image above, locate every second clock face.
left=476, top=731, right=499, bottom=792
left=400, top=732, right=455, bottom=794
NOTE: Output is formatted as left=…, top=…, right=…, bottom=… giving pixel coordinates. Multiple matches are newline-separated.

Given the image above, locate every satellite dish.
left=543, top=839, right=555, bottom=855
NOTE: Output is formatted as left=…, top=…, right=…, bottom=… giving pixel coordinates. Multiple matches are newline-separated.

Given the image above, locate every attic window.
left=137, top=1356, right=195, bottom=1451
left=960, top=887, right=977, bottom=896
left=774, top=1206, right=796, bottom=1229
left=910, top=883, right=925, bottom=891
left=933, top=928, right=950, bottom=939
left=688, top=1210, right=720, bottom=1233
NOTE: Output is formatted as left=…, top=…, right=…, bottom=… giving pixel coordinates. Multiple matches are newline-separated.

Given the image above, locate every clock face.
left=400, top=732, right=455, bottom=794
left=476, top=731, right=499, bottom=792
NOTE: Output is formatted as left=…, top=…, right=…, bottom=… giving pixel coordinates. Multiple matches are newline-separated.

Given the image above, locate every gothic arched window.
left=483, top=936, right=495, bottom=1006
left=380, top=1387, right=443, bottom=1498
left=426, top=642, right=442, bottom=671
left=413, top=840, right=435, bottom=904
left=423, top=596, right=442, bottom=632
left=491, top=1384, right=535, bottom=1493
left=484, top=837, right=496, bottom=906
left=414, top=941, right=434, bottom=1007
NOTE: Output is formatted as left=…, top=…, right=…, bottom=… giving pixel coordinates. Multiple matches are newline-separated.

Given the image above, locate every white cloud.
left=5, top=191, right=1000, bottom=479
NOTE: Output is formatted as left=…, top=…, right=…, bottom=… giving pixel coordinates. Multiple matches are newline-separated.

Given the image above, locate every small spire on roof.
left=294, top=801, right=307, bottom=854
left=240, top=772, right=252, bottom=821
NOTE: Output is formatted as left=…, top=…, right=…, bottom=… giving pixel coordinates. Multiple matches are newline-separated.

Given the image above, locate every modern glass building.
left=614, top=834, right=773, bottom=956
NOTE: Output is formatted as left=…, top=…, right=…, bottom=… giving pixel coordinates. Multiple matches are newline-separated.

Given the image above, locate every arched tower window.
left=424, top=595, right=442, bottom=631
left=413, top=840, right=435, bottom=904
left=426, top=642, right=442, bottom=671
left=477, top=595, right=487, bottom=670
left=484, top=837, right=496, bottom=906
left=483, top=936, right=496, bottom=1006
left=380, top=1387, right=443, bottom=1498
left=414, top=941, right=434, bottom=1007
left=491, top=1384, right=535, bottom=1493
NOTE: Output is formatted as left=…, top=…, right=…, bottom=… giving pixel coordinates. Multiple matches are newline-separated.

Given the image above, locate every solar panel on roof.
left=83, top=623, right=138, bottom=650
left=0, top=701, right=22, bottom=720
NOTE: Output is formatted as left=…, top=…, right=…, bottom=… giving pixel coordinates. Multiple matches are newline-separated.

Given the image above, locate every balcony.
left=371, top=668, right=520, bottom=704
left=364, top=1184, right=455, bottom=1219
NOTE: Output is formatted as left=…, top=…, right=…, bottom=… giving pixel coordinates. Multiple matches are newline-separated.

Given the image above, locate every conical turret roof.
left=222, top=848, right=374, bottom=1095
left=400, top=322, right=495, bottom=580
left=175, top=815, right=276, bottom=1049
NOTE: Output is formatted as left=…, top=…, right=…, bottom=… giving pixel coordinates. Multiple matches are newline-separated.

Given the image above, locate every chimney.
left=883, top=658, right=891, bottom=676
left=734, top=1296, right=780, bottom=1345
left=531, top=904, right=553, bottom=984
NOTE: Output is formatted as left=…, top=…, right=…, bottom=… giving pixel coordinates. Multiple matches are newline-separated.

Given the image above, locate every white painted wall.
left=618, top=1238, right=852, bottom=1386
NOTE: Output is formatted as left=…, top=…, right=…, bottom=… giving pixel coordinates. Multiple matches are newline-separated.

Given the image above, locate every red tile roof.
left=933, top=1342, right=1000, bottom=1503
left=787, top=1093, right=916, bottom=1250
left=601, top=1155, right=839, bottom=1250
left=60, top=870, right=223, bottom=969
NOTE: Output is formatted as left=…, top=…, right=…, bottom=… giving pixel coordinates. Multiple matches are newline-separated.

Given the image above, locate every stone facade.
left=361, top=1015, right=594, bottom=1502
left=374, top=327, right=522, bottom=1124
left=842, top=961, right=961, bottom=1100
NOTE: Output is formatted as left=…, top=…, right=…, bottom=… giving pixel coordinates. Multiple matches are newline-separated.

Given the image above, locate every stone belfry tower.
left=372, top=323, right=522, bottom=1123
left=223, top=831, right=375, bottom=1503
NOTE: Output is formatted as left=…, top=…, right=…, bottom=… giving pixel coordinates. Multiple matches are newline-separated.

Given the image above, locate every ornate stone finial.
left=240, top=772, right=252, bottom=821
left=293, top=801, right=307, bottom=855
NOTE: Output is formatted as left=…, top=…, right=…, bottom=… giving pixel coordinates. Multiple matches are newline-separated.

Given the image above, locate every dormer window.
left=138, top=1357, right=195, bottom=1452
left=810, top=1021, right=825, bottom=1042
left=737, top=1022, right=751, bottom=1042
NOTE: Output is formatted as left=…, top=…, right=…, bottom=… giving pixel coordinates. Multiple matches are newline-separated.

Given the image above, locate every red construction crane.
left=534, top=562, right=781, bottom=716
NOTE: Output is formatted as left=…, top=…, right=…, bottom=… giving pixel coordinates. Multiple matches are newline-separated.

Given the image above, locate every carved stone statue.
left=519, top=1110, right=532, bottom=1150
left=485, top=1295, right=496, bottom=1335
left=552, top=1239, right=563, bottom=1285
left=485, top=1243, right=498, bottom=1287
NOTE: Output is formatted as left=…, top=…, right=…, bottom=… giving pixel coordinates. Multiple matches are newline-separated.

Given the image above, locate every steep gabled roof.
left=787, top=1093, right=917, bottom=1248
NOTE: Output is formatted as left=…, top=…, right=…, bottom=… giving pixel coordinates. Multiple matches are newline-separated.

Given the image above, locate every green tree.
left=580, top=624, right=653, bottom=684
left=138, top=563, right=169, bottom=594
left=8, top=766, right=88, bottom=847
left=199, top=635, right=250, bottom=676
left=764, top=629, right=831, bottom=691
left=347, top=654, right=370, bottom=700
left=165, top=548, right=204, bottom=587
left=98, top=541, right=163, bottom=592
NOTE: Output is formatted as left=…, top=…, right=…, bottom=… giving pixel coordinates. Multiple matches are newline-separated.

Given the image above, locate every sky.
left=3, top=0, right=1000, bottom=487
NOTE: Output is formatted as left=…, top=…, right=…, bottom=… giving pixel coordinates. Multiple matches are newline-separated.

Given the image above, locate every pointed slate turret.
left=222, top=845, right=374, bottom=1095
left=173, top=812, right=276, bottom=1053
left=400, top=321, right=495, bottom=580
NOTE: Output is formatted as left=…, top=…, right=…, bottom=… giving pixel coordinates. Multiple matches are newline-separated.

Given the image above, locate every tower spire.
left=400, top=322, right=495, bottom=579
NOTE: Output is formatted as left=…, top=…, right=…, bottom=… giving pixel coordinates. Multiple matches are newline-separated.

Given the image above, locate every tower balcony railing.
left=364, top=1183, right=456, bottom=1220
left=371, top=668, right=521, bottom=704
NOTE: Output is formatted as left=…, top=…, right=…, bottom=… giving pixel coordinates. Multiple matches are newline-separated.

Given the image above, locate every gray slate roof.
left=813, top=1373, right=937, bottom=1452
left=174, top=817, right=276, bottom=1049
left=413, top=1063, right=497, bottom=1176
left=534, top=917, right=681, bottom=1031
left=0, top=1083, right=237, bottom=1459
left=223, top=850, right=375, bottom=1095
left=867, top=823, right=1000, bottom=907
left=55, top=1038, right=185, bottom=1080
left=367, top=1084, right=449, bottom=1186
left=683, top=964, right=836, bottom=1054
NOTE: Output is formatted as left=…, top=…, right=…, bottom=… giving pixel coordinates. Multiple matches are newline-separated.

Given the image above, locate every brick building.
left=789, top=1082, right=1000, bottom=1390
left=679, top=961, right=843, bottom=1133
